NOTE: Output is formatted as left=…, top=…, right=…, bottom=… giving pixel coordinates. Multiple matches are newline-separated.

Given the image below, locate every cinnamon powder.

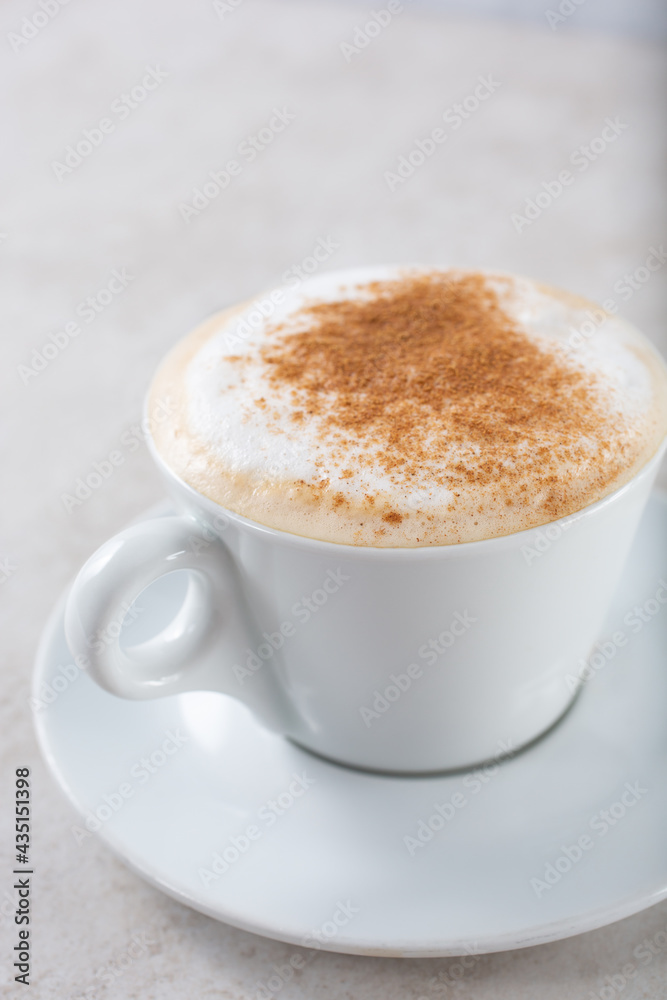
left=258, top=272, right=622, bottom=518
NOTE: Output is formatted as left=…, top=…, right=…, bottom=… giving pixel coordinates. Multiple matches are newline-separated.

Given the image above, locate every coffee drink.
left=149, top=266, right=667, bottom=545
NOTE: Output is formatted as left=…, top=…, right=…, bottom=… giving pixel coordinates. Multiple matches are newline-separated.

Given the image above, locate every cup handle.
left=63, top=514, right=296, bottom=733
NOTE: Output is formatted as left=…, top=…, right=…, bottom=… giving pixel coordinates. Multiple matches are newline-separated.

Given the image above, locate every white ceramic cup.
left=64, top=429, right=665, bottom=774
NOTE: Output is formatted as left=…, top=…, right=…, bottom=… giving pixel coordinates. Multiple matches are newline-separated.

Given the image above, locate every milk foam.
left=149, top=267, right=667, bottom=545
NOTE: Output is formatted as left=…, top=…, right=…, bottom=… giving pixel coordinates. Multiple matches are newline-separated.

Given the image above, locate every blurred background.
left=1, top=1, right=666, bottom=997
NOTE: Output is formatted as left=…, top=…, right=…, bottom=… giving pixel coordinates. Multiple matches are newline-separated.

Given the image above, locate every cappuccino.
left=149, top=267, right=667, bottom=545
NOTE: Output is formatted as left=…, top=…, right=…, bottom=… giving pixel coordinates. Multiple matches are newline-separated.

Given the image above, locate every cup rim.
left=143, top=410, right=666, bottom=558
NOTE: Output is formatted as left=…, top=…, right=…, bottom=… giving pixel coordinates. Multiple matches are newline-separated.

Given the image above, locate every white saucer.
left=33, top=494, right=667, bottom=957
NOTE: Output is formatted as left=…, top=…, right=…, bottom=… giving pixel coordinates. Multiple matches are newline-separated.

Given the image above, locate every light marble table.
left=1, top=0, right=666, bottom=996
